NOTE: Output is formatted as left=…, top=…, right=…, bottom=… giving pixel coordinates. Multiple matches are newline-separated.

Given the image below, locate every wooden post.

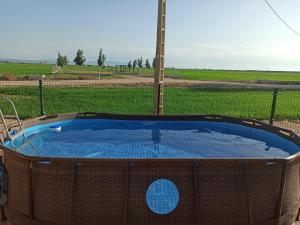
left=154, top=0, right=166, bottom=115
left=39, top=79, right=45, bottom=116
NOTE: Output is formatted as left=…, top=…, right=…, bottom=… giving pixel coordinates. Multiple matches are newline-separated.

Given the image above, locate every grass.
left=140, top=68, right=300, bottom=82
left=1, top=87, right=300, bottom=120
left=0, top=62, right=52, bottom=76
left=168, top=69, right=300, bottom=82
left=1, top=62, right=300, bottom=82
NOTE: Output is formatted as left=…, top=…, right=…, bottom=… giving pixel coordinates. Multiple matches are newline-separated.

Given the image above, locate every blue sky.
left=1, top=0, right=300, bottom=70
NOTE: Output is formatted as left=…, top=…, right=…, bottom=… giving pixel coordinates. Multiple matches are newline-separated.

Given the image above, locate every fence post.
left=269, top=88, right=279, bottom=125
left=39, top=79, right=45, bottom=116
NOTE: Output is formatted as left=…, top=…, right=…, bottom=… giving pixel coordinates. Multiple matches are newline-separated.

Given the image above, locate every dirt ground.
left=1, top=76, right=300, bottom=89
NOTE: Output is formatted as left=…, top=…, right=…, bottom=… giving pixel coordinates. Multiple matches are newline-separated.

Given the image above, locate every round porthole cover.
left=146, top=179, right=180, bottom=215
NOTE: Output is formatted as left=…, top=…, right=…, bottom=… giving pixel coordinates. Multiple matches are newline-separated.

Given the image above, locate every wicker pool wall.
left=1, top=113, right=300, bottom=225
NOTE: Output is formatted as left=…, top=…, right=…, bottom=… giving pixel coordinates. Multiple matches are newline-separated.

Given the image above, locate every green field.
left=0, top=62, right=52, bottom=76
left=165, top=69, right=300, bottom=82
left=0, top=87, right=299, bottom=120
left=138, top=68, right=300, bottom=82
left=1, top=62, right=300, bottom=82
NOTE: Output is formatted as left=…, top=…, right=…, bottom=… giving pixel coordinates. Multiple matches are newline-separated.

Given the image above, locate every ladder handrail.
left=0, top=96, right=23, bottom=130
left=0, top=96, right=23, bottom=142
left=0, top=109, right=11, bottom=141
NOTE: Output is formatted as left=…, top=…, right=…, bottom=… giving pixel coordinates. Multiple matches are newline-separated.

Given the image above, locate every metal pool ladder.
left=0, top=97, right=24, bottom=144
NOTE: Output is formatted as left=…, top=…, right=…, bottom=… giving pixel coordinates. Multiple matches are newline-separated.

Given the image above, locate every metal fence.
left=0, top=79, right=299, bottom=134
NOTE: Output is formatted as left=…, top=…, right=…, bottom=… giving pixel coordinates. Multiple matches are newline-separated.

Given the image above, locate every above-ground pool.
left=1, top=113, right=300, bottom=225
left=6, top=118, right=300, bottom=159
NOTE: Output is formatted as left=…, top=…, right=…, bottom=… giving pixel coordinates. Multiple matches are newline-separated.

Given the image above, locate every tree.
left=56, top=52, right=69, bottom=67
left=97, top=49, right=106, bottom=67
left=137, top=57, right=143, bottom=69
left=133, top=60, right=138, bottom=72
left=128, top=60, right=132, bottom=72
left=62, top=55, right=69, bottom=67
left=145, top=58, right=151, bottom=69
left=152, top=57, right=156, bottom=69
left=73, top=49, right=86, bottom=66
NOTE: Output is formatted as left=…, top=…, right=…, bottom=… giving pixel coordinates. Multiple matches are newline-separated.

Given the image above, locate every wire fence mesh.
left=0, top=79, right=300, bottom=134
left=273, top=90, right=300, bottom=134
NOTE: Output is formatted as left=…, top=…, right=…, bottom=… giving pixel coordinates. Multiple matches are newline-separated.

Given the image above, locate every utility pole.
left=154, top=0, right=166, bottom=115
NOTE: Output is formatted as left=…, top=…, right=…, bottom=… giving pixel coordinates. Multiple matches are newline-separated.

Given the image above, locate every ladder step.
left=8, top=124, right=20, bottom=129
left=4, top=115, right=17, bottom=119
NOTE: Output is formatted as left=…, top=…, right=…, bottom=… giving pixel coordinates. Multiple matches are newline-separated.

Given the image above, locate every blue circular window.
left=146, top=179, right=179, bottom=215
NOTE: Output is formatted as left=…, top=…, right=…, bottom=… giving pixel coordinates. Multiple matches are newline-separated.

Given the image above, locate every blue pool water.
left=5, top=119, right=300, bottom=158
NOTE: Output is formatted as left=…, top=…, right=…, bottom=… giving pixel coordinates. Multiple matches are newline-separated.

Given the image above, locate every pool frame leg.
left=0, top=155, right=6, bottom=222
